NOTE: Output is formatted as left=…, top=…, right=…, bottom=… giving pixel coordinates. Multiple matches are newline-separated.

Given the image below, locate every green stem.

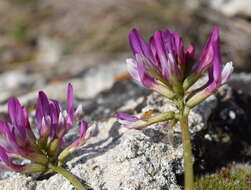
left=179, top=107, right=194, bottom=190
left=48, top=163, right=86, bottom=190
left=132, top=111, right=175, bottom=129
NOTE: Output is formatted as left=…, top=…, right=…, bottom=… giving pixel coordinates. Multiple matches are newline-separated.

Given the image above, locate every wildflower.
left=120, top=26, right=233, bottom=127
left=118, top=26, right=233, bottom=190
left=0, top=84, right=92, bottom=190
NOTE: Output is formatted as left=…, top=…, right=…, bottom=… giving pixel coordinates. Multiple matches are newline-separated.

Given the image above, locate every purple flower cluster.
left=117, top=26, right=233, bottom=127
left=0, top=84, right=90, bottom=173
left=127, top=27, right=232, bottom=98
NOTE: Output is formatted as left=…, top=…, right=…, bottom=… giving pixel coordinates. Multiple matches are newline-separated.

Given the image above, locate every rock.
left=229, top=73, right=251, bottom=95
left=209, top=0, right=251, bottom=18
left=187, top=0, right=251, bottom=18
left=0, top=76, right=219, bottom=189
left=0, top=174, right=36, bottom=190
left=0, top=61, right=127, bottom=113
left=36, top=35, right=63, bottom=65
left=37, top=118, right=183, bottom=190
left=0, top=70, right=35, bottom=103
left=1, top=69, right=251, bottom=189
left=0, top=71, right=33, bottom=91
left=193, top=83, right=251, bottom=174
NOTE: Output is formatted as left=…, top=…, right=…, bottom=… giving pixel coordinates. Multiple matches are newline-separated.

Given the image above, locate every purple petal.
left=55, top=112, right=67, bottom=138
left=21, top=108, right=36, bottom=143
left=185, top=44, right=195, bottom=59
left=22, top=107, right=31, bottom=129
left=153, top=30, right=169, bottom=80
left=206, top=81, right=218, bottom=93
left=209, top=28, right=222, bottom=85
left=0, top=121, right=14, bottom=152
left=167, top=52, right=180, bottom=78
left=39, top=116, right=51, bottom=138
left=128, top=29, right=154, bottom=62
left=172, top=32, right=185, bottom=65
left=67, top=83, right=74, bottom=125
left=0, top=146, right=23, bottom=171
left=162, top=29, right=173, bottom=53
left=135, top=54, right=156, bottom=88
left=116, top=112, right=140, bottom=122
left=79, top=121, right=88, bottom=138
left=8, top=98, right=26, bottom=139
left=195, top=27, right=220, bottom=74
left=0, top=121, right=27, bottom=156
left=67, top=121, right=88, bottom=149
left=36, top=91, right=50, bottom=130
left=116, top=112, right=144, bottom=129
left=48, top=100, right=61, bottom=125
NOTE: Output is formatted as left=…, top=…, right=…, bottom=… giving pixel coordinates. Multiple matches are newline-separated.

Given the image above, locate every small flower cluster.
left=0, top=84, right=91, bottom=174
left=117, top=27, right=233, bottom=128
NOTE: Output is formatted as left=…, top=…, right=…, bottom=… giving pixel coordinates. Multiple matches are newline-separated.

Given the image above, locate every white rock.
left=210, top=0, right=251, bottom=17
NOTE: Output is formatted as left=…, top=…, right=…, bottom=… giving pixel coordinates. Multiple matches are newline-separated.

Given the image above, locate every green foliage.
left=195, top=166, right=251, bottom=190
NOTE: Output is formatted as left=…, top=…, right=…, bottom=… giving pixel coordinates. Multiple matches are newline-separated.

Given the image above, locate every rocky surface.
left=207, top=0, right=251, bottom=17
left=1, top=59, right=251, bottom=189
left=0, top=63, right=222, bottom=190
left=0, top=92, right=215, bottom=190
left=1, top=57, right=251, bottom=190
left=1, top=1, right=251, bottom=189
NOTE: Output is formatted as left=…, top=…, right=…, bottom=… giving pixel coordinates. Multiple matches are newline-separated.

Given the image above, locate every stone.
left=0, top=61, right=127, bottom=113
left=0, top=76, right=219, bottom=189
left=229, top=73, right=251, bottom=95
left=186, top=0, right=251, bottom=18
left=209, top=0, right=251, bottom=17
left=0, top=174, right=36, bottom=190
left=2, top=70, right=251, bottom=189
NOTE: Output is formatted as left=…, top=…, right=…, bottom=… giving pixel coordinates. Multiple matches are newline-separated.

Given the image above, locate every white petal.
left=74, top=104, right=83, bottom=118
left=58, top=112, right=65, bottom=125
left=221, top=61, right=233, bottom=84
left=126, top=58, right=140, bottom=81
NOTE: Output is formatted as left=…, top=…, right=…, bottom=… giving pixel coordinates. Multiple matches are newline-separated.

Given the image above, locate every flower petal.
left=36, top=91, right=50, bottom=130
left=8, top=98, right=27, bottom=139
left=116, top=112, right=142, bottom=129
left=0, top=146, right=23, bottom=171
left=153, top=30, right=169, bottom=80
left=195, top=26, right=220, bottom=75
left=67, top=83, right=74, bottom=125
left=172, top=32, right=185, bottom=65
left=126, top=58, right=141, bottom=82
left=135, top=54, right=156, bottom=88
left=128, top=28, right=154, bottom=62
left=116, top=112, right=140, bottom=122
left=221, top=62, right=234, bottom=85
left=69, top=121, right=88, bottom=149
left=185, top=44, right=195, bottom=59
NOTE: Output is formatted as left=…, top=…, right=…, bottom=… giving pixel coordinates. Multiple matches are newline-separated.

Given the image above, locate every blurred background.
left=0, top=0, right=251, bottom=104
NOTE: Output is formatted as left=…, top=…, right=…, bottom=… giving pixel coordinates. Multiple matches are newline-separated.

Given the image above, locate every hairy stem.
left=48, top=163, right=86, bottom=190
left=133, top=111, right=175, bottom=129
left=179, top=107, right=194, bottom=190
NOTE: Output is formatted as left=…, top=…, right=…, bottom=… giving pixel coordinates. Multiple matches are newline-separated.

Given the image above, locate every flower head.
left=127, top=27, right=233, bottom=95
left=118, top=26, right=233, bottom=128
left=127, top=28, right=197, bottom=97
left=0, top=84, right=93, bottom=173
left=35, top=84, right=83, bottom=145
